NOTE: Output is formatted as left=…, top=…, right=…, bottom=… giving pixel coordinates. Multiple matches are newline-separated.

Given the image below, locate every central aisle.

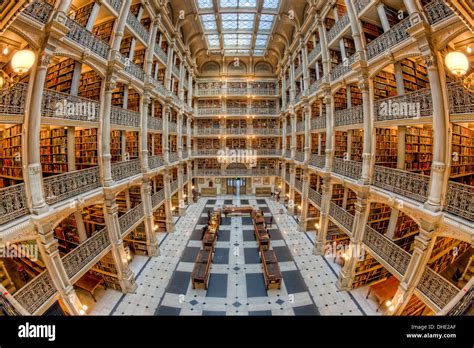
left=91, top=195, right=372, bottom=315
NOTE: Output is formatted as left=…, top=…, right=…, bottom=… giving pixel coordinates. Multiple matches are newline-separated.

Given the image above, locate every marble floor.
left=86, top=195, right=380, bottom=316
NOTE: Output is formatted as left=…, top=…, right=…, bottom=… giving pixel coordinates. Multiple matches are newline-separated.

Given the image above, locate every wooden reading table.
left=191, top=249, right=213, bottom=290
left=260, top=249, right=282, bottom=289
left=202, top=209, right=221, bottom=250
left=223, top=205, right=254, bottom=216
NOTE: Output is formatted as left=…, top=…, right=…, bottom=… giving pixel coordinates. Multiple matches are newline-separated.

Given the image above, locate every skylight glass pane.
left=253, top=49, right=265, bottom=56
left=220, top=0, right=238, bottom=7
left=201, top=14, right=215, bottom=21
left=203, top=21, right=217, bottom=30
left=239, top=0, right=256, bottom=7
left=255, top=34, right=268, bottom=47
left=263, top=0, right=279, bottom=9
left=197, top=0, right=213, bottom=9
left=206, top=34, right=220, bottom=47
left=225, top=49, right=250, bottom=55
left=258, top=14, right=274, bottom=31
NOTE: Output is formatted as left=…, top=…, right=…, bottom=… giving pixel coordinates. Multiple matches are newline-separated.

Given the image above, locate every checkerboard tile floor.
left=90, top=195, right=377, bottom=316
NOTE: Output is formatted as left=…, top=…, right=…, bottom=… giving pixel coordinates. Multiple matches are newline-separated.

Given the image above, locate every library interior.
left=0, top=0, right=472, bottom=317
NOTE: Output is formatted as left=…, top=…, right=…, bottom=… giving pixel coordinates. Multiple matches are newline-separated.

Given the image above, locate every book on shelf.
left=75, top=128, right=98, bottom=169
left=352, top=253, right=390, bottom=288
left=375, top=128, right=398, bottom=167
left=92, top=20, right=115, bottom=44
left=368, top=203, right=392, bottom=232
left=68, top=2, right=94, bottom=27
left=45, top=58, right=75, bottom=93
left=0, top=124, right=23, bottom=185
left=90, top=252, right=121, bottom=290
left=78, top=70, right=102, bottom=100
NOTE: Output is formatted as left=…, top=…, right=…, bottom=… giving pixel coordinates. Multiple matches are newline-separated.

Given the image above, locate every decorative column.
left=98, top=75, right=116, bottom=186
left=336, top=193, right=370, bottom=289
left=298, top=170, right=310, bottom=231
left=177, top=111, right=183, bottom=159
left=314, top=176, right=332, bottom=255
left=281, top=115, right=287, bottom=157
left=188, top=72, right=193, bottom=108
left=279, top=162, right=287, bottom=204
left=290, top=110, right=297, bottom=159
left=301, top=40, right=310, bottom=91
left=163, top=170, right=175, bottom=232
left=186, top=115, right=192, bottom=158
left=187, top=161, right=193, bottom=203
left=139, top=92, right=151, bottom=172
left=103, top=191, right=137, bottom=292
left=162, top=106, right=170, bottom=164
left=177, top=165, right=186, bottom=216
left=288, top=164, right=296, bottom=216
left=165, top=40, right=175, bottom=91
left=109, top=0, right=132, bottom=52
left=392, top=222, right=436, bottom=315
left=281, top=72, right=287, bottom=108
left=423, top=53, right=448, bottom=212
left=289, top=60, right=296, bottom=102
left=359, top=76, right=373, bottom=184
left=141, top=177, right=159, bottom=256
left=317, top=16, right=330, bottom=75
left=24, top=51, right=52, bottom=213
left=36, top=222, right=84, bottom=315
left=323, top=90, right=334, bottom=171
left=304, top=102, right=312, bottom=162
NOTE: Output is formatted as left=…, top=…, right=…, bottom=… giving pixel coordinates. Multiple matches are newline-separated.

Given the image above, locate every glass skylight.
left=263, top=0, right=279, bottom=9
left=221, top=13, right=255, bottom=31
left=200, top=14, right=218, bottom=31
left=197, top=0, right=213, bottom=9
left=195, top=0, right=279, bottom=56
left=220, top=0, right=257, bottom=8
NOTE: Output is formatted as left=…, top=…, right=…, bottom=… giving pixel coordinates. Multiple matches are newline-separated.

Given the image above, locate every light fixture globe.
left=11, top=49, right=35, bottom=74
left=445, top=51, right=469, bottom=77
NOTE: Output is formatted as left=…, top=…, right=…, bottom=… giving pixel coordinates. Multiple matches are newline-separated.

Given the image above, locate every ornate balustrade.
left=195, top=88, right=223, bottom=96
left=197, top=108, right=222, bottom=116
left=447, top=82, right=474, bottom=115
left=367, top=17, right=412, bottom=60
left=156, top=81, right=166, bottom=96
left=62, top=227, right=110, bottom=279
left=257, top=149, right=281, bottom=156
left=309, top=154, right=325, bottom=169
left=251, top=88, right=277, bottom=96
left=309, top=188, right=322, bottom=206
left=295, top=92, right=302, bottom=103
left=296, top=122, right=305, bottom=132
left=374, top=87, right=433, bottom=122
left=227, top=87, right=247, bottom=95
left=64, top=17, right=110, bottom=59
left=194, top=128, right=221, bottom=135
left=334, top=105, right=363, bottom=126
left=424, top=0, right=454, bottom=25
left=170, top=180, right=179, bottom=193
left=172, top=66, right=180, bottom=78
left=106, top=0, right=122, bottom=13
left=0, top=83, right=27, bottom=115
left=168, top=122, right=178, bottom=133
left=284, top=149, right=292, bottom=159
left=126, top=11, right=149, bottom=43
left=42, top=89, right=100, bottom=122
left=294, top=179, right=303, bottom=192
left=0, top=293, right=23, bottom=315
left=194, top=169, right=222, bottom=176
left=284, top=170, right=291, bottom=182
left=363, top=226, right=411, bottom=276
left=354, top=0, right=370, bottom=13
left=182, top=151, right=189, bottom=159
left=169, top=152, right=179, bottom=163
left=330, top=54, right=356, bottom=82
left=446, top=285, right=473, bottom=316
left=0, top=184, right=29, bottom=225
left=445, top=181, right=474, bottom=222
left=148, top=117, right=163, bottom=131
left=307, top=44, right=320, bottom=63
left=252, top=128, right=280, bottom=135
left=332, top=158, right=362, bottom=180
left=329, top=202, right=354, bottom=233
left=112, top=159, right=141, bottom=181
left=119, top=203, right=144, bottom=236
left=295, top=65, right=303, bottom=77
left=13, top=271, right=56, bottom=314
left=192, top=149, right=219, bottom=156
left=44, top=167, right=101, bottom=205
left=327, top=13, right=350, bottom=43
left=227, top=107, right=248, bottom=115
left=295, top=151, right=305, bottom=162
left=111, top=107, right=140, bottom=128
left=416, top=267, right=459, bottom=310
left=23, top=0, right=53, bottom=24
left=372, top=165, right=429, bottom=203
left=154, top=46, right=167, bottom=63
left=311, top=116, right=326, bottom=130
left=151, top=189, right=165, bottom=208
left=148, top=155, right=164, bottom=169
left=250, top=107, right=277, bottom=115
left=286, top=125, right=292, bottom=134
left=124, top=58, right=145, bottom=81
left=309, top=79, right=322, bottom=95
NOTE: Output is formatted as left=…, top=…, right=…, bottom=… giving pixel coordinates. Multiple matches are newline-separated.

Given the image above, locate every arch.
left=367, top=195, right=423, bottom=227
left=51, top=50, right=107, bottom=80
left=254, top=61, right=273, bottom=74
left=201, top=61, right=220, bottom=74
left=368, top=50, right=423, bottom=80
left=227, top=60, right=247, bottom=73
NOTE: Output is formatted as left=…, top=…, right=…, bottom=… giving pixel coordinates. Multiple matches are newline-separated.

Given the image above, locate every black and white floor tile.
left=90, top=195, right=377, bottom=316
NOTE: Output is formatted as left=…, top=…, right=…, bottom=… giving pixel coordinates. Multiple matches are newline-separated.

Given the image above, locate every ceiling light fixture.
left=11, top=49, right=35, bottom=74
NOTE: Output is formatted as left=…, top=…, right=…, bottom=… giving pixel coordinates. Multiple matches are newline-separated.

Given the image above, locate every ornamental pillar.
left=141, top=178, right=159, bottom=256
left=314, top=176, right=332, bottom=255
